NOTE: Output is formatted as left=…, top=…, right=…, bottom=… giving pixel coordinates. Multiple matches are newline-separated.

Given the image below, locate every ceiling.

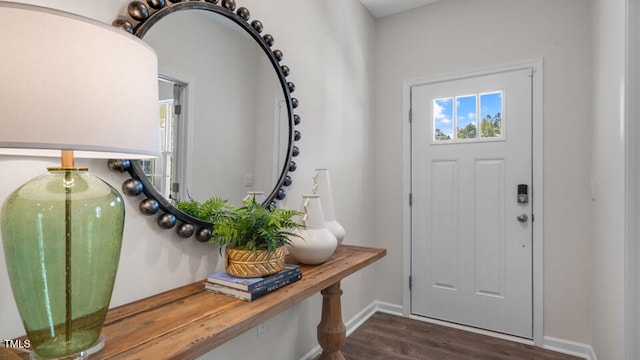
left=359, top=0, right=441, bottom=18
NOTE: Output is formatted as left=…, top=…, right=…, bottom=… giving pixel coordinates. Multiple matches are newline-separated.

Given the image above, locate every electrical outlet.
left=257, top=322, right=267, bottom=336
left=244, top=173, right=254, bottom=187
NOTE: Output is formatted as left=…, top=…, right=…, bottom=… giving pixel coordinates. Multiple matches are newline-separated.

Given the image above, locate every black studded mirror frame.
left=108, top=0, right=301, bottom=242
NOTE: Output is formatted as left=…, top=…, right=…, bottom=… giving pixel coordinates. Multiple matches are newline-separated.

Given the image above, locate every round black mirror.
left=109, top=0, right=301, bottom=241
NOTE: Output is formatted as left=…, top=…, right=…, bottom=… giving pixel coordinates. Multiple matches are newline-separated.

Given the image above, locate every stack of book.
left=204, top=264, right=302, bottom=301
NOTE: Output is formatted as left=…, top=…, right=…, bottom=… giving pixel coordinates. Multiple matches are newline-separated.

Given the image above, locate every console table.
left=7, top=244, right=386, bottom=360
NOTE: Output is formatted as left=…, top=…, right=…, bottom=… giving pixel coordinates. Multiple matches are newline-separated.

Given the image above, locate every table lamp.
left=0, top=2, right=158, bottom=359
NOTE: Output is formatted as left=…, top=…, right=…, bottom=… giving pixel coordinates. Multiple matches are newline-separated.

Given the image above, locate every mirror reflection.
left=139, top=9, right=289, bottom=206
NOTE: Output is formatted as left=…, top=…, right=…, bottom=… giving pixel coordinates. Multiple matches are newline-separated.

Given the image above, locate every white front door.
left=410, top=67, right=534, bottom=338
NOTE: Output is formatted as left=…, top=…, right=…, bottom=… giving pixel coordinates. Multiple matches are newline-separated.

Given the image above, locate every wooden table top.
left=9, top=244, right=386, bottom=360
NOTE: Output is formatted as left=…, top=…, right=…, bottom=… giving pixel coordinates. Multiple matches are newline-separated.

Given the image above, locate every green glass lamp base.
left=2, top=169, right=124, bottom=359
left=30, top=334, right=105, bottom=360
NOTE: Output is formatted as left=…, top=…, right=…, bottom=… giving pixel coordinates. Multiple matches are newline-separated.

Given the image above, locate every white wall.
left=591, top=0, right=627, bottom=358
left=627, top=1, right=640, bottom=358
left=374, top=0, right=594, bottom=346
left=0, top=1, right=377, bottom=359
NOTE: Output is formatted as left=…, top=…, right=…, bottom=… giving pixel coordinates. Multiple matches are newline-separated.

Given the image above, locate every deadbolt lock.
left=517, top=184, right=528, bottom=204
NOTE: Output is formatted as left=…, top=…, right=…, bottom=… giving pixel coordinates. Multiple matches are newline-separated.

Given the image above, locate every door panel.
left=410, top=68, right=533, bottom=338
left=430, top=160, right=459, bottom=290
left=475, top=158, right=505, bottom=298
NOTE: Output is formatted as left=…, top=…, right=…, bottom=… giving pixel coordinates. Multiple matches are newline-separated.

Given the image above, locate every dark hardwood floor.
left=341, top=313, right=582, bottom=360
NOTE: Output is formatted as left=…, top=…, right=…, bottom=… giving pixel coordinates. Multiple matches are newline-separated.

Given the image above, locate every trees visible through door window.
left=480, top=92, right=502, bottom=138
left=457, top=95, right=477, bottom=139
left=433, top=91, right=503, bottom=142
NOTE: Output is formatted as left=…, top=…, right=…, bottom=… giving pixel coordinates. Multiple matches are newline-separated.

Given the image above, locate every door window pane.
left=432, top=91, right=503, bottom=143
left=433, top=97, right=453, bottom=141
left=456, top=95, right=477, bottom=139
left=480, top=92, right=502, bottom=138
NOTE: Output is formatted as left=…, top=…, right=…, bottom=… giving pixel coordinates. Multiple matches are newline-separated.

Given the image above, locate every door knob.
left=517, top=213, right=528, bottom=223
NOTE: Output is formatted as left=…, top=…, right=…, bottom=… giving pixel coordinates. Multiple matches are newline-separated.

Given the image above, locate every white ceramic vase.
left=313, top=168, right=346, bottom=244
left=287, top=194, right=337, bottom=264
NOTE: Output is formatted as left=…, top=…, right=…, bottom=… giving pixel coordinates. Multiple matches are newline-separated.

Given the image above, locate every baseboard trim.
left=299, top=301, right=596, bottom=360
left=344, top=301, right=403, bottom=337
left=543, top=336, right=597, bottom=360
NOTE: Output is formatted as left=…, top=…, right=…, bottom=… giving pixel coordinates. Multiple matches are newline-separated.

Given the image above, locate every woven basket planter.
left=225, top=246, right=286, bottom=278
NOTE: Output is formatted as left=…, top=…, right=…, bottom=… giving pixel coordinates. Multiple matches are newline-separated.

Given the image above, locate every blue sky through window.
left=434, top=98, right=453, bottom=139
left=456, top=95, right=477, bottom=138
left=433, top=91, right=502, bottom=141
left=480, top=92, right=502, bottom=120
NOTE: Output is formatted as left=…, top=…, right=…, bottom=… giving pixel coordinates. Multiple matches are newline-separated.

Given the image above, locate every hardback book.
left=207, top=264, right=301, bottom=292
left=205, top=271, right=302, bottom=301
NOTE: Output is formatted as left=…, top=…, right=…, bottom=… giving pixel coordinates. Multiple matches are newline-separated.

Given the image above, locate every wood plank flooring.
left=341, top=313, right=582, bottom=360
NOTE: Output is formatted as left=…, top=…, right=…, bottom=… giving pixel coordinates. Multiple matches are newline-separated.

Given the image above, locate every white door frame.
left=401, top=59, right=544, bottom=345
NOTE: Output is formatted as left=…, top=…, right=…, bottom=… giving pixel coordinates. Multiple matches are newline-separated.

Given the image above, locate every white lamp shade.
left=0, top=2, right=159, bottom=159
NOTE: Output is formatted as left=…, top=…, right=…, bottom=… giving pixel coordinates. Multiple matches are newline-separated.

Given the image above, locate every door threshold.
left=408, top=314, right=534, bottom=345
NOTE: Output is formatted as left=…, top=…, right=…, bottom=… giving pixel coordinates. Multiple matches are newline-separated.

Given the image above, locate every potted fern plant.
left=176, top=196, right=303, bottom=278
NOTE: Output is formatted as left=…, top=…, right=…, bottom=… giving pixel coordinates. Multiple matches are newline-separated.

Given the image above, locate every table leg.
left=316, top=281, right=346, bottom=360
